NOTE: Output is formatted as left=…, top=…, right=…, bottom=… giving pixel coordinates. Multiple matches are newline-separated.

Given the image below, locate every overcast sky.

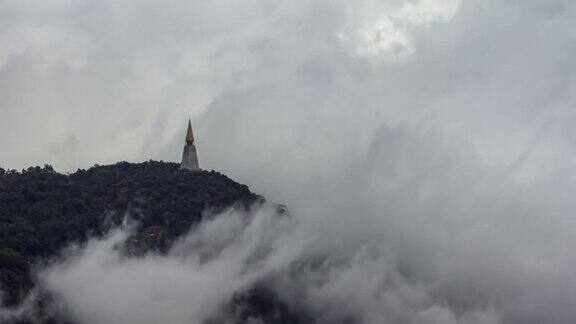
left=2, top=1, right=576, bottom=323
left=1, top=0, right=574, bottom=181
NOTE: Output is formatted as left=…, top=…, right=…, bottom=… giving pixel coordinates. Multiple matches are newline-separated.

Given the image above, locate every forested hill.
left=0, top=161, right=257, bottom=306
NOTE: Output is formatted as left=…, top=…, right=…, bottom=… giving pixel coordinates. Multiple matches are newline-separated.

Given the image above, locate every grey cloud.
left=2, top=0, right=576, bottom=323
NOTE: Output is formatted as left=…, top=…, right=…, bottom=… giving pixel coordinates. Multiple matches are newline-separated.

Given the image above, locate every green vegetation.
left=0, top=161, right=256, bottom=306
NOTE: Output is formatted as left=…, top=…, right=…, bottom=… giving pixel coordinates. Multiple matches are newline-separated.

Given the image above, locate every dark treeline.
left=0, top=161, right=257, bottom=307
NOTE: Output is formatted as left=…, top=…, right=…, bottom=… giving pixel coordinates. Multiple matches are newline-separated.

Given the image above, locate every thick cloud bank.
left=5, top=126, right=576, bottom=323
left=38, top=208, right=304, bottom=324
left=2, top=0, right=576, bottom=323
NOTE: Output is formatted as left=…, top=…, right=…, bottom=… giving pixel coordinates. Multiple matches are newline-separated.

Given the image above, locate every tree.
left=0, top=161, right=257, bottom=308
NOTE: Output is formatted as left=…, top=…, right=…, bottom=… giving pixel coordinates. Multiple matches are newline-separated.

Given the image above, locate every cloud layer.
left=2, top=0, right=576, bottom=323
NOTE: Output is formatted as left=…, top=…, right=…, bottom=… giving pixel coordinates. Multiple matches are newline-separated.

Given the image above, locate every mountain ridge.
left=0, top=161, right=258, bottom=308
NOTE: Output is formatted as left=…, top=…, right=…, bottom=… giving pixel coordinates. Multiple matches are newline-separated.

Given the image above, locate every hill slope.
left=0, top=161, right=257, bottom=306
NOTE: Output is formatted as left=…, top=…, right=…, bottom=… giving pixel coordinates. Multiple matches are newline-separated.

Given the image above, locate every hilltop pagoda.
left=180, top=119, right=200, bottom=171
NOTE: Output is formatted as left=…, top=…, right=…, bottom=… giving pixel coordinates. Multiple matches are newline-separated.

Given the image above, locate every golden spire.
left=186, top=119, right=195, bottom=143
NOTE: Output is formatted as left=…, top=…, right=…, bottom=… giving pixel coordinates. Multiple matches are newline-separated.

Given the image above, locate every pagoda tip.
left=185, top=119, right=194, bottom=142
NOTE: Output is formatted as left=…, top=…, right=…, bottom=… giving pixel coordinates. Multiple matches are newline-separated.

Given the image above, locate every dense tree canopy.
left=0, top=161, right=257, bottom=306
